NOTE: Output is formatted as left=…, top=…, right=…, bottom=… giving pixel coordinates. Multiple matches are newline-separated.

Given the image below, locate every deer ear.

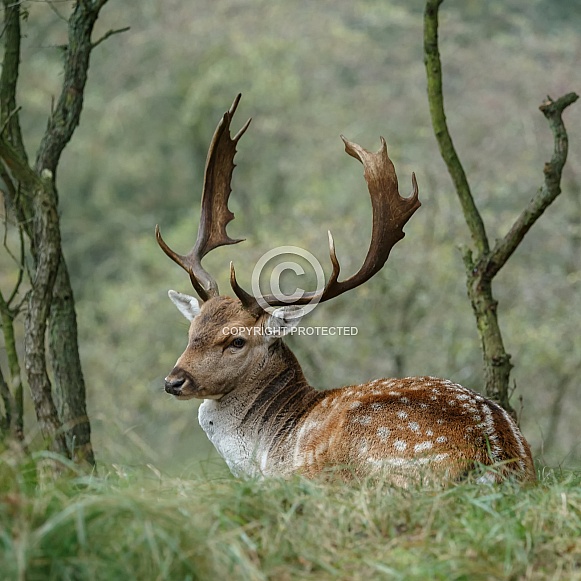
left=264, top=306, right=304, bottom=340
left=168, top=290, right=201, bottom=321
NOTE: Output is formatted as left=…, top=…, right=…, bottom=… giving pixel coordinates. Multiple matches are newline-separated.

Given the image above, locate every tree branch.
left=0, top=137, right=43, bottom=191
left=46, top=0, right=69, bottom=23
left=423, top=0, right=490, bottom=257
left=92, top=26, right=130, bottom=50
left=0, top=0, right=33, bottom=238
left=0, top=0, right=27, bottom=161
left=1, top=207, right=27, bottom=307
left=0, top=105, right=22, bottom=136
left=35, top=0, right=111, bottom=175
left=0, top=156, right=18, bottom=205
left=485, top=92, right=579, bottom=279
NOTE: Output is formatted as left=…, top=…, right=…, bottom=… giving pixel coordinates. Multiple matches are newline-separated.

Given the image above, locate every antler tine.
left=228, top=262, right=262, bottom=316
left=156, top=93, right=251, bottom=301
left=231, top=135, right=420, bottom=310
left=230, top=230, right=343, bottom=314
left=325, top=230, right=341, bottom=288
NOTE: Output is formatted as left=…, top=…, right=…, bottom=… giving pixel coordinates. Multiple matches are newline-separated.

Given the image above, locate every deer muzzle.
left=164, top=368, right=199, bottom=399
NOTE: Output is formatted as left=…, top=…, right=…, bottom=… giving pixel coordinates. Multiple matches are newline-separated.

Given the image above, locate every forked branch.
left=484, top=93, right=579, bottom=279
left=423, top=0, right=578, bottom=415
left=35, top=0, right=118, bottom=174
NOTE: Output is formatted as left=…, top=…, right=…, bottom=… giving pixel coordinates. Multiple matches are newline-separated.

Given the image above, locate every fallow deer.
left=157, top=95, right=535, bottom=485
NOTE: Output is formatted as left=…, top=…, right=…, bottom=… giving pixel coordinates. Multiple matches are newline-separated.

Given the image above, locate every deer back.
left=290, top=376, right=535, bottom=484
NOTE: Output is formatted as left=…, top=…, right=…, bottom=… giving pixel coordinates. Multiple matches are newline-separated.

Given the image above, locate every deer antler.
left=155, top=94, right=251, bottom=300
left=157, top=95, right=420, bottom=313
left=230, top=136, right=420, bottom=313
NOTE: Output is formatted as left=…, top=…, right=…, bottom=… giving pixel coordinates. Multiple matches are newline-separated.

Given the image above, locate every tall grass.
left=1, top=450, right=580, bottom=580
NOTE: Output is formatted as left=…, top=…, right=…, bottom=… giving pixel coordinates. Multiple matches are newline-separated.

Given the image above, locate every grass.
left=0, top=450, right=580, bottom=581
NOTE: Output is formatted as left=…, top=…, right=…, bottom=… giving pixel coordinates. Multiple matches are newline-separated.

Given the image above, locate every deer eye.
left=230, top=337, right=246, bottom=349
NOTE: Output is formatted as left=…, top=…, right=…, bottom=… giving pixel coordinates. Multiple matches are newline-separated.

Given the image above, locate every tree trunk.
left=49, top=258, right=95, bottom=465
left=24, top=176, right=68, bottom=456
left=465, top=260, right=515, bottom=416
left=0, top=304, right=24, bottom=441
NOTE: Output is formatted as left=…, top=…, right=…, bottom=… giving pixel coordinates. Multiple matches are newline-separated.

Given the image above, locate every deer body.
left=198, top=377, right=534, bottom=482
left=158, top=95, right=536, bottom=485
left=165, top=295, right=535, bottom=484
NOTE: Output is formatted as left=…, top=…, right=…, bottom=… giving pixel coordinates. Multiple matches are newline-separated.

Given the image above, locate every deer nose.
left=164, top=376, right=185, bottom=394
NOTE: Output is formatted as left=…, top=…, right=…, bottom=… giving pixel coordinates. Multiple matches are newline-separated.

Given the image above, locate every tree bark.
left=24, top=174, right=68, bottom=455
left=463, top=253, right=514, bottom=412
left=0, top=138, right=66, bottom=452
left=49, top=259, right=95, bottom=465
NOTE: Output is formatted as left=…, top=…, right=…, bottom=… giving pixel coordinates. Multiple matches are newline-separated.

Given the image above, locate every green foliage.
left=1, top=0, right=579, bottom=468
left=1, top=450, right=580, bottom=580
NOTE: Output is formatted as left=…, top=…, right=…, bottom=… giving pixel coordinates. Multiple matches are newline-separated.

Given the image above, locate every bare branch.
left=0, top=137, right=43, bottom=191
left=0, top=105, right=22, bottom=136
left=0, top=157, right=17, bottom=199
left=35, top=0, right=112, bottom=174
left=485, top=92, right=579, bottom=279
left=1, top=202, right=27, bottom=307
left=0, top=181, right=33, bottom=246
left=423, top=0, right=490, bottom=257
left=46, top=0, right=69, bottom=23
left=92, top=26, right=130, bottom=50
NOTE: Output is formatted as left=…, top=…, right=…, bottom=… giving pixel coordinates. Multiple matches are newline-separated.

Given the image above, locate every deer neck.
left=197, top=340, right=322, bottom=476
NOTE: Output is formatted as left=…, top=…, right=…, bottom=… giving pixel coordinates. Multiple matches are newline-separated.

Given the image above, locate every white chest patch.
left=198, top=399, right=264, bottom=477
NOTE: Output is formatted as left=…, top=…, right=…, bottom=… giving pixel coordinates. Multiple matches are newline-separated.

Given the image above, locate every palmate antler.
left=230, top=135, right=420, bottom=313
left=157, top=94, right=421, bottom=314
left=155, top=94, right=251, bottom=300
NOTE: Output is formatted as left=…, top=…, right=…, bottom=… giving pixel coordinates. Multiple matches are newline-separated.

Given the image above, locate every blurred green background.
left=2, top=0, right=580, bottom=471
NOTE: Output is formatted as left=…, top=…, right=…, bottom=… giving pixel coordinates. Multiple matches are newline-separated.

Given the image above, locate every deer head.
left=156, top=94, right=420, bottom=400
left=161, top=292, right=306, bottom=400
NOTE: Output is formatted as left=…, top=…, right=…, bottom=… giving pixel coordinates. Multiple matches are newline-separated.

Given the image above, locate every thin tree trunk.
left=49, top=258, right=95, bottom=465
left=423, top=0, right=515, bottom=415
left=0, top=300, right=24, bottom=440
left=33, top=0, right=116, bottom=465
left=24, top=176, right=68, bottom=455
left=464, top=263, right=513, bottom=412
